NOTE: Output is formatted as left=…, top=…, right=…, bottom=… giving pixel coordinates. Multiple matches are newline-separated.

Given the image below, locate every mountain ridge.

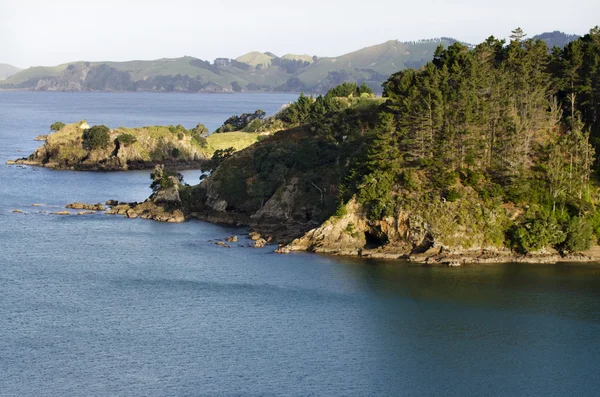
left=1, top=31, right=578, bottom=94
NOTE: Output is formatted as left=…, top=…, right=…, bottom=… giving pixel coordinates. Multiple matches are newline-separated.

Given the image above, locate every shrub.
left=82, top=125, right=110, bottom=150
left=177, top=132, right=184, bottom=140
left=50, top=121, right=65, bottom=132
left=511, top=210, right=565, bottom=253
left=117, top=133, right=137, bottom=146
left=171, top=148, right=181, bottom=158
left=562, top=217, right=593, bottom=252
left=446, top=188, right=461, bottom=202
left=334, top=201, right=348, bottom=218
left=191, top=123, right=208, bottom=137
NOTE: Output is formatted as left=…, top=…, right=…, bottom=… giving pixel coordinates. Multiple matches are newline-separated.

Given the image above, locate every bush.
left=446, top=188, right=461, bottom=202
left=511, top=210, right=565, bottom=253
left=171, top=147, right=181, bottom=158
left=117, top=133, right=137, bottom=146
left=50, top=121, right=65, bottom=132
left=177, top=132, right=184, bottom=140
left=334, top=201, right=348, bottom=218
left=191, top=123, right=208, bottom=137
left=82, top=125, right=110, bottom=150
left=562, top=217, right=593, bottom=252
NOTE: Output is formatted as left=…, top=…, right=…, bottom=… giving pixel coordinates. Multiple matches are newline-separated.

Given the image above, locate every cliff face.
left=8, top=121, right=209, bottom=171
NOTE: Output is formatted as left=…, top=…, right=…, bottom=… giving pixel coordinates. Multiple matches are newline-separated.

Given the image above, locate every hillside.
left=1, top=30, right=580, bottom=94
left=138, top=27, right=600, bottom=264
left=0, top=63, right=22, bottom=80
left=532, top=31, right=580, bottom=48
left=0, top=38, right=463, bottom=94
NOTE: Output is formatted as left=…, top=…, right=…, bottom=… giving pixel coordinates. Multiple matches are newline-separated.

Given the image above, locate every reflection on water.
left=332, top=256, right=600, bottom=323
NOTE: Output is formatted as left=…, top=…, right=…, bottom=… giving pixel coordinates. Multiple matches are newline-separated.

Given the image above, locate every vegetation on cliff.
left=180, top=27, right=600, bottom=259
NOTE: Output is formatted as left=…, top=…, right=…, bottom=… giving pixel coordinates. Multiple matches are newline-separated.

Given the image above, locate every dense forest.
left=193, top=27, right=600, bottom=255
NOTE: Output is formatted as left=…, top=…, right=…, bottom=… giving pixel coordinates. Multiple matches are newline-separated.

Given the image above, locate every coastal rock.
left=252, top=238, right=267, bottom=248
left=77, top=211, right=96, bottom=215
left=34, top=135, right=48, bottom=141
left=226, top=235, right=238, bottom=243
left=51, top=211, right=71, bottom=215
left=249, top=231, right=262, bottom=241
left=105, top=200, right=119, bottom=206
left=66, top=202, right=106, bottom=211
left=12, top=209, right=24, bottom=213
left=125, top=209, right=138, bottom=219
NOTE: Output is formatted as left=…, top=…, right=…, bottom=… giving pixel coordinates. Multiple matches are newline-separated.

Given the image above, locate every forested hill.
left=0, top=30, right=578, bottom=94
left=181, top=26, right=600, bottom=260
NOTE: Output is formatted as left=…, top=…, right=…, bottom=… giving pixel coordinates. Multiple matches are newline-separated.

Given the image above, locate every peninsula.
left=106, top=28, right=600, bottom=264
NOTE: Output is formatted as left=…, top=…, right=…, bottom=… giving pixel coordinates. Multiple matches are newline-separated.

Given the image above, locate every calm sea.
left=1, top=92, right=600, bottom=396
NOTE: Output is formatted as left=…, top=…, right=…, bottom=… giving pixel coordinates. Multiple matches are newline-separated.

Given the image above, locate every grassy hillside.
left=2, top=30, right=575, bottom=94
left=235, top=52, right=275, bottom=68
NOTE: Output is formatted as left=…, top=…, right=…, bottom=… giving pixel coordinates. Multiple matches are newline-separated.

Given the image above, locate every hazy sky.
left=2, top=0, right=598, bottom=68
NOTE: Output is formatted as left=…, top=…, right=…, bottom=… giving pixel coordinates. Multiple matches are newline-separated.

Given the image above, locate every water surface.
left=1, top=92, right=600, bottom=396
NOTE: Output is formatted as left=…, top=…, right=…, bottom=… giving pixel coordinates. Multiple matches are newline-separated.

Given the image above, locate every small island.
left=7, top=117, right=271, bottom=171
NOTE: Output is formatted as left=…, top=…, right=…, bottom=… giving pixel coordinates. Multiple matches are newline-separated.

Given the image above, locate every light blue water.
left=1, top=92, right=600, bottom=396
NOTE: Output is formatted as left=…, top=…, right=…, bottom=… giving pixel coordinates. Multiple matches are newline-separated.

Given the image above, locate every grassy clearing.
left=205, top=132, right=261, bottom=154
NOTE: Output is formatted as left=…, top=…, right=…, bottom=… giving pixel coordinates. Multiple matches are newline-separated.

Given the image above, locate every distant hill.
left=0, top=63, right=21, bottom=80
left=0, top=31, right=577, bottom=94
left=532, top=31, right=580, bottom=49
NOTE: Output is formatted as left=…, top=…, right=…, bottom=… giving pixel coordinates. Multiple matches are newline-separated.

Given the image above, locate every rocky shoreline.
left=11, top=196, right=599, bottom=265
left=6, top=157, right=208, bottom=172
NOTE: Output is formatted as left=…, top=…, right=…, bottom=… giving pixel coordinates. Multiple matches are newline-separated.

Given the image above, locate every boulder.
left=249, top=231, right=261, bottom=241
left=252, top=238, right=267, bottom=248
left=12, top=209, right=24, bottom=213
left=105, top=200, right=119, bottom=206
left=226, top=235, right=238, bottom=243
left=52, top=211, right=71, bottom=215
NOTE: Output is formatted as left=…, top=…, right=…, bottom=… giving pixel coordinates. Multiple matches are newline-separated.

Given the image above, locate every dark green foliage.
left=562, top=216, right=593, bottom=252
left=216, top=110, right=266, bottom=133
left=171, top=148, right=180, bottom=158
left=201, top=147, right=236, bottom=173
left=511, top=210, right=565, bottom=253
left=445, top=188, right=461, bottom=202
left=50, top=121, right=65, bottom=132
left=82, top=125, right=110, bottom=150
left=117, top=133, right=137, bottom=146
left=177, top=132, right=184, bottom=140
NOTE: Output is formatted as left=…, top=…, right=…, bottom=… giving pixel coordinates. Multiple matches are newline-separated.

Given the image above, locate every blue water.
left=2, top=92, right=600, bottom=396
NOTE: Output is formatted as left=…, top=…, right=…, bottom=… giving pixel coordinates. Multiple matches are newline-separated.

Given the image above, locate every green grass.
left=235, top=52, right=275, bottom=68
left=205, top=132, right=261, bottom=154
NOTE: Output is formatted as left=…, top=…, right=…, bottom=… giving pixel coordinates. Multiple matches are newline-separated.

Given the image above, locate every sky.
left=1, top=0, right=599, bottom=68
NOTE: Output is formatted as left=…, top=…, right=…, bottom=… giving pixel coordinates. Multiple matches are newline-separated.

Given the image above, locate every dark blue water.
left=2, top=92, right=600, bottom=396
